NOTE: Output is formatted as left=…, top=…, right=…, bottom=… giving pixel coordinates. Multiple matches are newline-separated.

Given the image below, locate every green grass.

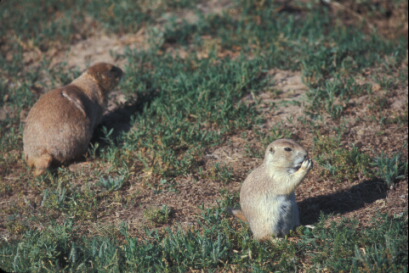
left=0, top=203, right=407, bottom=272
left=0, top=0, right=408, bottom=272
left=98, top=175, right=128, bottom=192
left=373, top=152, right=409, bottom=189
left=304, top=213, right=408, bottom=273
left=117, top=52, right=264, bottom=178
left=144, top=205, right=174, bottom=226
left=313, top=135, right=372, bottom=183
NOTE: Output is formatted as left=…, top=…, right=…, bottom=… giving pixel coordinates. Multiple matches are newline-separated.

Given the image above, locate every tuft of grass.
left=144, top=205, right=174, bottom=226
left=314, top=135, right=372, bottom=182
left=267, top=125, right=295, bottom=143
left=372, top=152, right=408, bottom=189
left=98, top=175, right=127, bottom=192
left=369, top=94, right=391, bottom=113
left=208, top=163, right=235, bottom=184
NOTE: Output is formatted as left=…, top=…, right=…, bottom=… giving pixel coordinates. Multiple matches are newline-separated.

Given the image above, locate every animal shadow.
left=299, top=179, right=388, bottom=225
left=91, top=90, right=157, bottom=148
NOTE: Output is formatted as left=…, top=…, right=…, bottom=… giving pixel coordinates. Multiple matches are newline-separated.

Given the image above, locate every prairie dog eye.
left=284, top=147, right=292, bottom=152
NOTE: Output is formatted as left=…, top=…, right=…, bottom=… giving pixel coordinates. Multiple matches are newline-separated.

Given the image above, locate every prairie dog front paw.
left=301, top=158, right=313, bottom=172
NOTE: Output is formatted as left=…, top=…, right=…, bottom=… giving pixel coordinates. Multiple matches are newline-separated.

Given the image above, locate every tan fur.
left=232, top=209, right=248, bottom=222
left=234, top=139, right=313, bottom=240
left=23, top=63, right=123, bottom=176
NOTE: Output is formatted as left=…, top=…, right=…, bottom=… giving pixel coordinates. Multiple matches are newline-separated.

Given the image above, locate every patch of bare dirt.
left=284, top=0, right=408, bottom=40
left=257, top=69, right=309, bottom=128
left=329, top=0, right=409, bottom=39
left=50, top=30, right=149, bottom=71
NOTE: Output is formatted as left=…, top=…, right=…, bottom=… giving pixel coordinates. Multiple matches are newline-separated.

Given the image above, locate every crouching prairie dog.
left=233, top=139, right=313, bottom=240
left=23, top=62, right=123, bottom=176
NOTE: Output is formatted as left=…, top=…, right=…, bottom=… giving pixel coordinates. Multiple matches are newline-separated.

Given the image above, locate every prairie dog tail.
left=232, top=209, right=248, bottom=222
left=27, top=153, right=53, bottom=176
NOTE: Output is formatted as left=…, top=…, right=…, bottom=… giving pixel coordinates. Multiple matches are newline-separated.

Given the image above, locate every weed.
left=261, top=123, right=295, bottom=145
left=144, top=205, right=174, bottom=226
left=0, top=179, right=13, bottom=197
left=391, top=110, right=409, bottom=125
left=375, top=75, right=400, bottom=90
left=41, top=187, right=68, bottom=210
left=3, top=221, right=76, bottom=272
left=208, top=163, right=235, bottom=184
left=98, top=175, right=127, bottom=192
left=314, top=135, right=372, bottom=182
left=369, top=95, right=391, bottom=113
left=372, top=152, right=408, bottom=189
left=5, top=220, right=28, bottom=236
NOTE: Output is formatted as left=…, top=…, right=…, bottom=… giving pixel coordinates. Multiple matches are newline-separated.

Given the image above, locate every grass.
left=98, top=175, right=128, bottom=192
left=373, top=152, right=409, bottom=189
left=0, top=203, right=407, bottom=272
left=119, top=53, right=264, bottom=178
left=0, top=0, right=408, bottom=272
left=144, top=205, right=174, bottom=226
left=304, top=213, right=408, bottom=273
left=313, top=135, right=372, bottom=183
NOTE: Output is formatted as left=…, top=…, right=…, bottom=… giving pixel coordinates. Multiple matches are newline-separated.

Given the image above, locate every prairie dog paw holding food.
left=23, top=63, right=123, bottom=176
left=233, top=139, right=313, bottom=240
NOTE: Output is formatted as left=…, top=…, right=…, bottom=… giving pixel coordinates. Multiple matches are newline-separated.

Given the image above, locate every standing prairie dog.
left=23, top=62, right=123, bottom=176
left=233, top=139, right=313, bottom=240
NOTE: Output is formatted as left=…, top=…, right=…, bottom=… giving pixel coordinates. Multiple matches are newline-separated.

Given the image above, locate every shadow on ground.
left=91, top=90, right=158, bottom=147
left=299, top=179, right=388, bottom=225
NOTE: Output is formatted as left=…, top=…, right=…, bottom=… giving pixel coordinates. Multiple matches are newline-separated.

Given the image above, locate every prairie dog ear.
left=269, top=146, right=275, bottom=154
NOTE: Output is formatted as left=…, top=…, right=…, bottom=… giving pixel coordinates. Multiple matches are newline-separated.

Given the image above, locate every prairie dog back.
left=23, top=63, right=123, bottom=176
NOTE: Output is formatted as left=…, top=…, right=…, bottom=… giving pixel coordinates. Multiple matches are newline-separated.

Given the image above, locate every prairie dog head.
left=264, top=139, right=308, bottom=174
left=86, top=62, right=123, bottom=94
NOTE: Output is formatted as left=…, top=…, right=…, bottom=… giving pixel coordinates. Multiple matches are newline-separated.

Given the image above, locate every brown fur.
left=23, top=63, right=123, bottom=176
left=234, top=139, right=313, bottom=240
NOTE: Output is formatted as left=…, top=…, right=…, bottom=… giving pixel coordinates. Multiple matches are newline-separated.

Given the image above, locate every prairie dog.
left=233, top=139, right=313, bottom=240
left=23, top=63, right=123, bottom=176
